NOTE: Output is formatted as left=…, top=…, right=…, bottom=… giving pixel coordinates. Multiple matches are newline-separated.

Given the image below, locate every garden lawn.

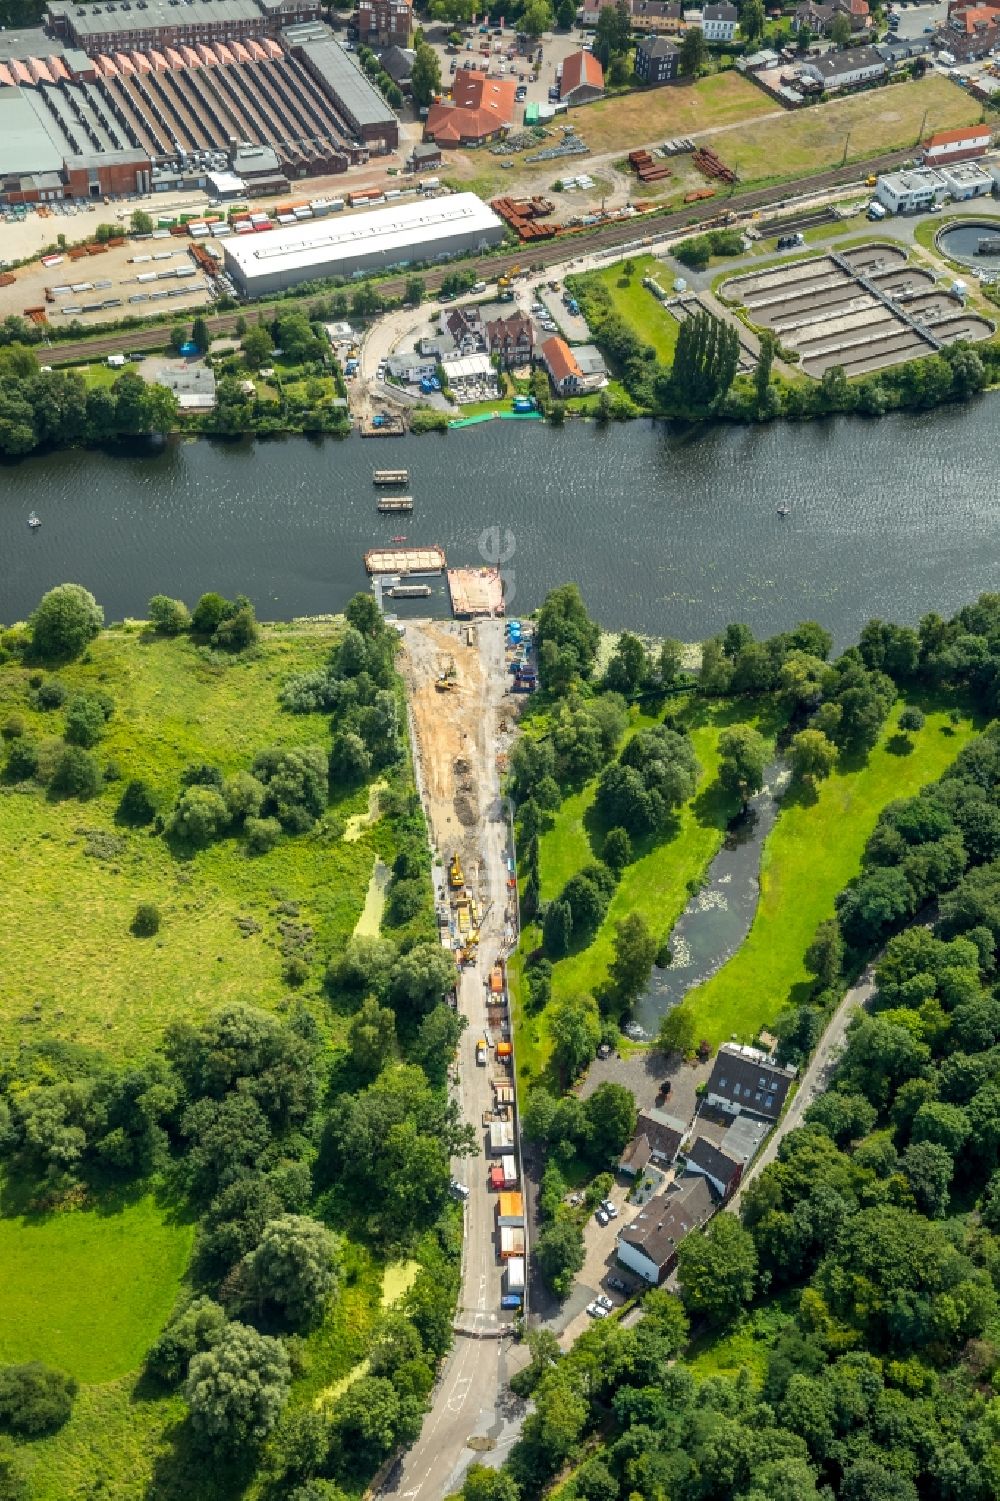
left=515, top=699, right=784, bottom=1083
left=576, top=257, right=681, bottom=365
left=686, top=700, right=977, bottom=1046
left=0, top=1190, right=193, bottom=1383
left=0, top=623, right=384, bottom=1059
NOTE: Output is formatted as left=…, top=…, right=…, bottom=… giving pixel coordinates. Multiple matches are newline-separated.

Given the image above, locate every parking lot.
left=720, top=241, right=995, bottom=378
left=419, top=21, right=601, bottom=119
left=888, top=0, right=949, bottom=41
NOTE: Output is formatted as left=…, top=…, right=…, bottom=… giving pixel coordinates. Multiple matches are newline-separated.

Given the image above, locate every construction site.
left=720, top=242, right=995, bottom=379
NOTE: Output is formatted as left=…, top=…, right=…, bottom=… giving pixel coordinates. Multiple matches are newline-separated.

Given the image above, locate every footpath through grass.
left=514, top=698, right=784, bottom=1084
left=0, top=623, right=384, bottom=1059
left=686, top=700, right=977, bottom=1045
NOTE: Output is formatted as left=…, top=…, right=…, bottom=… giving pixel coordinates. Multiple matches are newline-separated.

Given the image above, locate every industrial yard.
left=0, top=234, right=212, bottom=325
left=719, top=242, right=995, bottom=379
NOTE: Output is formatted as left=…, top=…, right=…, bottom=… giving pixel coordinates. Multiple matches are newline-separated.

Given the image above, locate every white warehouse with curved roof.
left=222, top=192, right=505, bottom=296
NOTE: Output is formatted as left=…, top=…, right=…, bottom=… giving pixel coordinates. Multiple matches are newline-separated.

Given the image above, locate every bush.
left=168, top=785, right=230, bottom=843
left=118, top=777, right=157, bottom=825
left=64, top=692, right=111, bottom=748
left=34, top=677, right=68, bottom=710
left=146, top=1297, right=228, bottom=1387
left=0, top=1362, right=77, bottom=1435
left=51, top=745, right=102, bottom=799
left=1, top=715, right=25, bottom=740
left=132, top=902, right=161, bottom=937
left=246, top=816, right=282, bottom=855
left=148, top=595, right=191, bottom=634
left=4, top=739, right=39, bottom=782
left=28, top=584, right=104, bottom=661
left=213, top=605, right=259, bottom=654
left=283, top=956, right=310, bottom=987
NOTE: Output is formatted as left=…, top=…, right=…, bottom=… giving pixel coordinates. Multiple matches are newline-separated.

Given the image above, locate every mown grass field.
left=686, top=699, right=977, bottom=1045
left=513, top=697, right=785, bottom=1083
left=575, top=256, right=681, bottom=365
left=580, top=71, right=776, bottom=157
left=0, top=1190, right=194, bottom=1383
left=0, top=624, right=385, bottom=1059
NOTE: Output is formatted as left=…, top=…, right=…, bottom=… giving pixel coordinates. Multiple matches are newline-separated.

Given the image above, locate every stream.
left=632, top=760, right=789, bottom=1038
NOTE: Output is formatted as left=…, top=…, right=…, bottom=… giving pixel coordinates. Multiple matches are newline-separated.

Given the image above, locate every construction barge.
left=387, top=582, right=433, bottom=599
left=365, top=546, right=446, bottom=576
left=376, top=495, right=414, bottom=513
left=373, top=468, right=409, bottom=485
left=448, top=567, right=505, bottom=619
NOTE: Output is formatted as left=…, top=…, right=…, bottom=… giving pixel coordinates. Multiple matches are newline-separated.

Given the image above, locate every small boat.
left=27, top=512, right=41, bottom=529
left=776, top=503, right=790, bottom=518
left=392, top=534, right=407, bottom=543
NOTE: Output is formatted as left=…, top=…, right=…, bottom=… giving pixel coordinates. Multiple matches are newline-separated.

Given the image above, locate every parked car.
left=602, top=1200, right=619, bottom=1220
left=586, top=1302, right=609, bottom=1318
left=596, top=1294, right=614, bottom=1311
left=449, top=1179, right=470, bottom=1200
left=607, top=1275, right=630, bottom=1293
left=596, top=1208, right=609, bottom=1226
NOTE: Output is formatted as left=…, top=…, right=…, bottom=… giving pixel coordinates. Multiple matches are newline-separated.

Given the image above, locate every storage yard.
left=720, top=243, right=995, bottom=379
left=0, top=234, right=212, bottom=324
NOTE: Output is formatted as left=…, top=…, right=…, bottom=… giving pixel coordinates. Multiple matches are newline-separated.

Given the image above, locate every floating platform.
left=387, top=583, right=433, bottom=599
left=373, top=468, right=409, bottom=484
left=365, top=546, right=446, bottom=576
left=376, top=496, right=414, bottom=513
left=448, top=567, right=505, bottom=619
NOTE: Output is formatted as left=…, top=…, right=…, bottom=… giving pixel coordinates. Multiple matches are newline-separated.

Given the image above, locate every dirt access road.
left=380, top=618, right=527, bottom=1500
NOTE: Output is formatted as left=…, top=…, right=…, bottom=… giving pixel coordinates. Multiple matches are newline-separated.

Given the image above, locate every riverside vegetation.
left=0, top=585, right=470, bottom=1500
left=458, top=592, right=1000, bottom=1501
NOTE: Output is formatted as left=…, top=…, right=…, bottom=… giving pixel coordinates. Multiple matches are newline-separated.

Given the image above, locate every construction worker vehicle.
left=449, top=853, right=464, bottom=889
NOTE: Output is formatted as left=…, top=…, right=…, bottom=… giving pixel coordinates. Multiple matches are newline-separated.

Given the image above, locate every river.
left=3, top=401, right=1000, bottom=642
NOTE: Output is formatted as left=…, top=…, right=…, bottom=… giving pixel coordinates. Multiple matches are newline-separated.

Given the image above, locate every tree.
left=901, top=1140, right=953, bottom=1218
left=169, top=322, right=188, bottom=355
left=242, top=325, right=274, bottom=370
left=607, top=912, right=657, bottom=1008
left=543, top=898, right=573, bottom=957
left=898, top=706, right=926, bottom=735
left=168, top=786, right=230, bottom=844
left=389, top=943, right=457, bottom=1016
left=718, top=724, right=768, bottom=805
left=0, top=1363, right=77, bottom=1435
left=51, top=745, right=102, bottom=798
left=556, top=0, right=576, bottom=25
left=521, top=0, right=553, bottom=34
left=549, top=994, right=600, bottom=1082
left=804, top=919, right=844, bottom=989
left=64, top=692, right=109, bottom=748
left=741, top=0, right=765, bottom=44
left=789, top=728, right=838, bottom=785
left=659, top=637, right=684, bottom=685
left=191, top=315, right=210, bottom=355
left=659, top=1003, right=696, bottom=1056
left=669, top=310, right=739, bottom=413
left=349, top=998, right=397, bottom=1079
left=130, top=208, right=153, bottom=234
left=830, top=10, right=852, bottom=46
left=147, top=1297, right=228, bottom=1386
left=536, top=1217, right=585, bottom=1298
left=536, top=584, right=601, bottom=688
left=604, top=632, right=648, bottom=697
left=584, top=1082, right=637, bottom=1164
left=679, top=24, right=707, bottom=75
left=603, top=826, right=633, bottom=873
left=410, top=39, right=443, bottom=112
left=754, top=329, right=777, bottom=415
left=412, top=1003, right=465, bottom=1086
left=148, top=594, right=190, bottom=634
left=331, top=731, right=371, bottom=787
left=403, top=276, right=425, bottom=307
left=28, top=583, right=103, bottom=660
left=131, top=902, right=161, bottom=937
left=118, top=777, right=157, bottom=825
left=248, top=1215, right=341, bottom=1326
left=677, top=1215, right=758, bottom=1324
left=185, top=1323, right=290, bottom=1451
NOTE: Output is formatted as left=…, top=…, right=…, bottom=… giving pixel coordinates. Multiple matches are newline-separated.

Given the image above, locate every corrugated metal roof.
left=295, top=34, right=395, bottom=130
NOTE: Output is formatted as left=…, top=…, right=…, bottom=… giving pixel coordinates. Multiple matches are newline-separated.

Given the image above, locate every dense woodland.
left=0, top=587, right=467, bottom=1500
left=461, top=591, right=1000, bottom=1500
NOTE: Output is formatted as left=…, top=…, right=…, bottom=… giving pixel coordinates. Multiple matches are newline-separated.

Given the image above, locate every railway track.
left=36, top=146, right=922, bottom=369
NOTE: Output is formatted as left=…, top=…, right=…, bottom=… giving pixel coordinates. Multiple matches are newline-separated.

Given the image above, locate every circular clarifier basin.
left=936, top=219, right=1000, bottom=269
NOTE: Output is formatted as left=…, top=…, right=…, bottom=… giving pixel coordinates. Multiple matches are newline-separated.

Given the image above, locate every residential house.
left=356, top=0, right=412, bottom=47
left=560, top=49, right=606, bottom=105
left=616, top=1176, right=714, bottom=1284
left=446, top=307, right=486, bottom=354
left=702, top=1, right=737, bottom=39
left=704, top=1043, right=796, bottom=1123
left=631, top=0, right=687, bottom=33
left=424, top=71, right=518, bottom=147
left=485, top=312, right=534, bottom=369
left=539, top=335, right=583, bottom=395
left=574, top=344, right=608, bottom=385
left=387, top=353, right=438, bottom=383
left=635, top=33, right=681, bottom=82
left=683, top=1136, right=743, bottom=1202
left=798, top=43, right=886, bottom=91
left=620, top=1107, right=687, bottom=1174
left=793, top=0, right=870, bottom=32
left=579, top=0, right=619, bottom=23
left=922, top=125, right=993, bottom=166
left=939, top=4, right=1000, bottom=59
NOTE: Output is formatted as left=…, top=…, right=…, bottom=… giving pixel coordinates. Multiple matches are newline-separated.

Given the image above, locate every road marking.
left=447, top=1377, right=472, bottom=1413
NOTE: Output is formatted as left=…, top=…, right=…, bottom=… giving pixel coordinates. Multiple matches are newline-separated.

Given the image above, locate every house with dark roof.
left=380, top=44, right=415, bottom=87
left=702, top=1, right=738, bottom=39
left=620, top=1107, right=687, bottom=1175
left=424, top=71, right=518, bottom=147
left=559, top=49, right=605, bottom=106
left=704, top=1044, right=796, bottom=1123
left=683, top=1136, right=743, bottom=1201
left=798, top=43, right=886, bottom=91
left=793, top=0, right=870, bottom=30
left=485, top=312, right=533, bottom=369
left=616, top=1176, right=714, bottom=1283
left=409, top=140, right=442, bottom=171
left=635, top=34, right=681, bottom=83
left=631, top=0, right=686, bottom=32
left=446, top=307, right=485, bottom=354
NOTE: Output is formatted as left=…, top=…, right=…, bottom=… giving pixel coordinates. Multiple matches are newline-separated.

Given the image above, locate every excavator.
left=449, top=853, right=464, bottom=890
left=435, top=657, right=458, bottom=692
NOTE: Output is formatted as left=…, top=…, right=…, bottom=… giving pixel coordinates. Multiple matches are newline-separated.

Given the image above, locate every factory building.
left=221, top=191, right=505, bottom=295
left=46, top=0, right=322, bottom=53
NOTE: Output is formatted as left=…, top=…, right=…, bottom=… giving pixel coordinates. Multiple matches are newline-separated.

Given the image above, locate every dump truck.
left=449, top=853, right=464, bottom=889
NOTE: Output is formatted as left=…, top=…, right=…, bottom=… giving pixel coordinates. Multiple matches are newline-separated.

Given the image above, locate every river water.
left=3, top=400, right=1000, bottom=642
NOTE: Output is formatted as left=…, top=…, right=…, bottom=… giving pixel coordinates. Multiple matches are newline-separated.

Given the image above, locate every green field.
left=0, top=623, right=384, bottom=1058
left=0, top=1192, right=194, bottom=1383
left=574, top=256, right=681, bottom=365
left=514, top=698, right=783, bottom=1082
left=686, top=700, right=977, bottom=1045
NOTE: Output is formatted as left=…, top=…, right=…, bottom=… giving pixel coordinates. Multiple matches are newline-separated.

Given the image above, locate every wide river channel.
left=4, top=399, right=1000, bottom=641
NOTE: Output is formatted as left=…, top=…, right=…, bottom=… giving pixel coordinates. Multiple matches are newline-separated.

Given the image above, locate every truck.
left=867, top=201, right=887, bottom=222
left=506, top=1255, right=525, bottom=1294
left=476, top=1039, right=488, bottom=1066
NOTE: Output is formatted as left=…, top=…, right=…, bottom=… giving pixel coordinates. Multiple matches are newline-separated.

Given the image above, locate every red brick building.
left=356, top=0, right=412, bottom=48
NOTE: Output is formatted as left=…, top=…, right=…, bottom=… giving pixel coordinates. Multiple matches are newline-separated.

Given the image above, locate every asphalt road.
left=379, top=621, right=527, bottom=1501
left=38, top=143, right=938, bottom=369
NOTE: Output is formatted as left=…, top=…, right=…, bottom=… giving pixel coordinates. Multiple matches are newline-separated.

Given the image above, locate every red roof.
left=560, top=49, right=605, bottom=99
left=926, top=125, right=992, bottom=147
left=541, top=335, right=582, bottom=384
left=425, top=71, right=517, bottom=144
left=950, top=4, right=999, bottom=27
